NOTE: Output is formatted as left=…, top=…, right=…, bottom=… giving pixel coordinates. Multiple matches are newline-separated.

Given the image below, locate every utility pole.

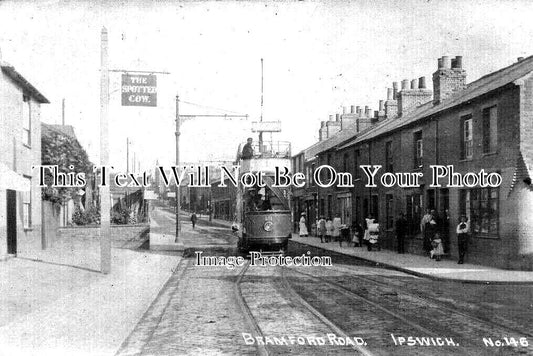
left=175, top=94, right=181, bottom=241
left=62, top=98, right=65, bottom=126
left=126, top=138, right=130, bottom=173
left=100, top=27, right=111, bottom=274
left=259, top=58, right=264, bottom=149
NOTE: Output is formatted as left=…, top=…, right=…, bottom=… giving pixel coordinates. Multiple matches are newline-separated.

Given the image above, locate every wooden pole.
left=100, top=27, right=111, bottom=274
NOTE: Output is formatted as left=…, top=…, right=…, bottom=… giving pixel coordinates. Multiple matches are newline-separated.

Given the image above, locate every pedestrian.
left=430, top=232, right=444, bottom=261
left=191, top=212, right=198, bottom=228
left=456, top=214, right=470, bottom=264
left=395, top=212, right=408, bottom=254
left=332, top=214, right=342, bottom=244
left=325, top=217, right=333, bottom=243
left=241, top=137, right=254, bottom=160
left=363, top=215, right=373, bottom=250
left=299, top=213, right=309, bottom=237
left=440, top=209, right=450, bottom=254
left=368, top=218, right=381, bottom=251
left=352, top=221, right=363, bottom=247
left=423, top=210, right=438, bottom=257
left=318, top=216, right=326, bottom=243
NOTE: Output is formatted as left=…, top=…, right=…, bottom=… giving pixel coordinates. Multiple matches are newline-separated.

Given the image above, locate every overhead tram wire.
left=179, top=99, right=249, bottom=119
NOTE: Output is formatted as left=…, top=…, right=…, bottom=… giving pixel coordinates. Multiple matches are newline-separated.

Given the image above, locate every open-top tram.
left=234, top=140, right=292, bottom=254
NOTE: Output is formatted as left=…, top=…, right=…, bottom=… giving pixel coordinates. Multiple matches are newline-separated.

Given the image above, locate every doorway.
left=7, top=189, right=17, bottom=254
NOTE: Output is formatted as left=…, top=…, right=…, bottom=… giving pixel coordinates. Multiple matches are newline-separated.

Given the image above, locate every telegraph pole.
left=175, top=94, right=181, bottom=240
left=100, top=27, right=111, bottom=274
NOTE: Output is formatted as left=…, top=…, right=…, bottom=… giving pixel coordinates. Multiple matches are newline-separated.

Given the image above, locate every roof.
left=306, top=55, right=533, bottom=155
left=42, top=123, right=77, bottom=139
left=1, top=62, right=50, bottom=104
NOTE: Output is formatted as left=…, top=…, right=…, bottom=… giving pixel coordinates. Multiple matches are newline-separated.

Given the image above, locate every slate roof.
left=1, top=62, right=49, bottom=104
left=302, top=55, right=533, bottom=156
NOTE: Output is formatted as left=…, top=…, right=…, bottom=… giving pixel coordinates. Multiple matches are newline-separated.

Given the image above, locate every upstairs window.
left=22, top=95, right=31, bottom=147
left=461, top=114, right=473, bottom=159
left=413, top=131, right=423, bottom=169
left=482, top=106, right=498, bottom=154
left=385, top=141, right=393, bottom=172
left=354, top=148, right=360, bottom=178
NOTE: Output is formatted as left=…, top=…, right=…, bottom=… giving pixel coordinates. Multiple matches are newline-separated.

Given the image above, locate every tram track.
left=287, top=265, right=531, bottom=355
left=236, top=262, right=371, bottom=355
left=332, top=264, right=533, bottom=339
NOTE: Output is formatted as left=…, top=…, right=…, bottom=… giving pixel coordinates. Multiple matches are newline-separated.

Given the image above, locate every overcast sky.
left=1, top=0, right=532, bottom=171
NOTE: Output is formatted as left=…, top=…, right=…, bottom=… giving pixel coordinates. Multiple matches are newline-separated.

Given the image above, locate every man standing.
left=456, top=214, right=470, bottom=264
left=395, top=212, right=408, bottom=254
left=241, top=137, right=254, bottom=159
left=191, top=212, right=198, bottom=229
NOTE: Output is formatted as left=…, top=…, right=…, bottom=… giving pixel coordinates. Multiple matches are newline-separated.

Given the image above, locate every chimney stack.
left=433, top=55, right=467, bottom=105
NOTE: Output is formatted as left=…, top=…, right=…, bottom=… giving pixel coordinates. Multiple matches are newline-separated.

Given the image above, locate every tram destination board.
left=121, top=73, right=157, bottom=107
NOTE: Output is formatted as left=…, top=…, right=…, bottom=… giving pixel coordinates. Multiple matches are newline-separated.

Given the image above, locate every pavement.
left=204, top=215, right=533, bottom=284
left=0, top=214, right=181, bottom=356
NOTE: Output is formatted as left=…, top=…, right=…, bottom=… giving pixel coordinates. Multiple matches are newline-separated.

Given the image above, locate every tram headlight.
left=263, top=221, right=273, bottom=232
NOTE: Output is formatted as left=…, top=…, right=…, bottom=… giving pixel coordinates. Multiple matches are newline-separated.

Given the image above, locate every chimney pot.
left=379, top=100, right=384, bottom=111
left=342, top=106, right=347, bottom=114
left=387, top=88, right=393, bottom=100
left=419, top=76, right=426, bottom=89
left=335, top=113, right=340, bottom=121
left=321, top=121, right=326, bottom=128
left=455, top=56, right=463, bottom=68
left=393, top=81, right=399, bottom=99
left=410, top=79, right=418, bottom=89
left=401, top=79, right=409, bottom=90
left=350, top=105, right=355, bottom=113
left=365, top=107, right=371, bottom=116
left=329, top=115, right=334, bottom=121
left=518, top=57, right=525, bottom=62
left=442, top=55, right=451, bottom=69
left=374, top=110, right=379, bottom=118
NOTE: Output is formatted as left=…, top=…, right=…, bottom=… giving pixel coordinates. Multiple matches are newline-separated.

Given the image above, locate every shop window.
left=459, top=187, right=499, bottom=238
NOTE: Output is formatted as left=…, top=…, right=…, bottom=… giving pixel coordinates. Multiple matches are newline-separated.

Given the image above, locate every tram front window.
left=244, top=185, right=288, bottom=212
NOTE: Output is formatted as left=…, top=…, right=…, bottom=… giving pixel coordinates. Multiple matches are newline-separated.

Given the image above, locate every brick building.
left=293, top=55, right=533, bottom=270
left=0, top=57, right=49, bottom=258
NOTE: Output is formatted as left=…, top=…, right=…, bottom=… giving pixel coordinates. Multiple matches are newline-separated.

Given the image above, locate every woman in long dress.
left=299, top=213, right=309, bottom=237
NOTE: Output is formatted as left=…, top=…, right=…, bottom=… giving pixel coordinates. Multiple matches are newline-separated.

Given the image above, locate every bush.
left=72, top=206, right=100, bottom=225
left=111, top=208, right=131, bottom=225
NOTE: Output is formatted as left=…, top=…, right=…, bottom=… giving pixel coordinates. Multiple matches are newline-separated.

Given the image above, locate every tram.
left=234, top=140, right=292, bottom=254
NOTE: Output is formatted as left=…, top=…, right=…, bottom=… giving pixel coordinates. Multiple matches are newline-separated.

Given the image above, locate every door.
left=7, top=189, right=17, bottom=254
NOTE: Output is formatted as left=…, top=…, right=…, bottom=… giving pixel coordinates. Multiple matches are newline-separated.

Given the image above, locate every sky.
left=1, top=0, right=533, bottom=172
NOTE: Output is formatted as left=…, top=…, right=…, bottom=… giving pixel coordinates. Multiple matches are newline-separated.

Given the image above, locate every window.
left=343, top=153, right=348, bottom=173
left=385, top=141, right=393, bottom=172
left=23, top=176, right=31, bottom=228
left=385, top=194, right=394, bottom=229
left=354, top=148, right=360, bottom=178
left=483, top=106, right=498, bottom=154
left=461, top=115, right=473, bottom=159
left=371, top=195, right=379, bottom=221
left=413, top=131, right=423, bottom=168
left=22, top=95, right=31, bottom=147
left=460, top=187, right=499, bottom=238
left=338, top=195, right=352, bottom=224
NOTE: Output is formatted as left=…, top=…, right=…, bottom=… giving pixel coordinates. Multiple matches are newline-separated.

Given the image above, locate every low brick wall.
left=59, top=224, right=150, bottom=241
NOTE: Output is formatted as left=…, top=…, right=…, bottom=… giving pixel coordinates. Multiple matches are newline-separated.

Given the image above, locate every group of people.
left=299, top=209, right=471, bottom=264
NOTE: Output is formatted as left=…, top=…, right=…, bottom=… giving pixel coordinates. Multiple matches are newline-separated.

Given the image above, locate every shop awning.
left=0, top=163, right=30, bottom=191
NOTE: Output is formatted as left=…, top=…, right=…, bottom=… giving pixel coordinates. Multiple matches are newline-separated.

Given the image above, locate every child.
left=318, top=216, right=326, bottom=243
left=352, top=221, right=362, bottom=247
left=325, top=217, right=333, bottom=243
left=431, top=232, right=444, bottom=261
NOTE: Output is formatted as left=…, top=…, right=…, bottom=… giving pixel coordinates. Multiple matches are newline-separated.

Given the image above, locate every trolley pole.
left=175, top=94, right=181, bottom=240
left=99, top=27, right=111, bottom=274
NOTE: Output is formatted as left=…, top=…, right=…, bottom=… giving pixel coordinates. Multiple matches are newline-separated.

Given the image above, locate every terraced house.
left=292, top=55, right=533, bottom=270
left=0, top=56, right=49, bottom=259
